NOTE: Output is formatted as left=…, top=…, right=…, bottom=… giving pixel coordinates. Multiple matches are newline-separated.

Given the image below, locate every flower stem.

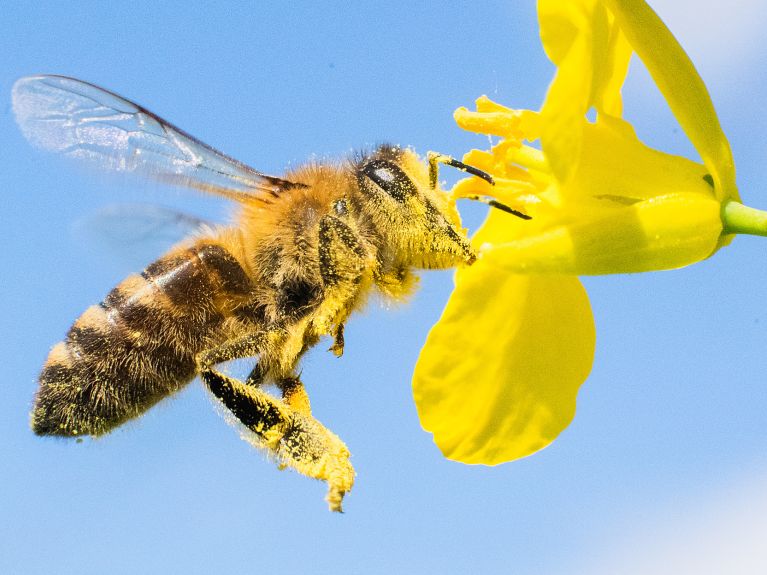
left=722, top=201, right=767, bottom=237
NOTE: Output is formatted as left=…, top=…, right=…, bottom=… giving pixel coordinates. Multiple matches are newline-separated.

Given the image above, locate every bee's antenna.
left=427, top=151, right=531, bottom=220
left=461, top=195, right=531, bottom=220
left=428, top=152, right=494, bottom=189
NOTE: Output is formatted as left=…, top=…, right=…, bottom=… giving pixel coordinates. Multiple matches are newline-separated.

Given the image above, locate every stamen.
left=502, top=144, right=548, bottom=173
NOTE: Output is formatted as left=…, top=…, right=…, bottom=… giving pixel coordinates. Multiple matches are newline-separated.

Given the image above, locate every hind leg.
left=197, top=339, right=354, bottom=511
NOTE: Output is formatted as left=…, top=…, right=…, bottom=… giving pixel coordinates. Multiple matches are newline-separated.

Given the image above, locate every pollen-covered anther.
left=454, top=107, right=524, bottom=140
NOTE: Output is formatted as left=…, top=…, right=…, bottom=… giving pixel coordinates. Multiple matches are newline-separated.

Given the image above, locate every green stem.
left=722, top=201, right=767, bottom=237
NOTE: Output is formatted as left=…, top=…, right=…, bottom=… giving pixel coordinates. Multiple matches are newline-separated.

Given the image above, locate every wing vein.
left=12, top=74, right=301, bottom=204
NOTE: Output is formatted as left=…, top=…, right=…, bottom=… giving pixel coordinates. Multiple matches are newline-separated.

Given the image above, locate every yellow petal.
left=571, top=115, right=715, bottom=203
left=413, top=267, right=595, bottom=465
left=479, top=191, right=722, bottom=275
left=600, top=0, right=738, bottom=201
left=592, top=16, right=632, bottom=118
left=538, top=0, right=598, bottom=183
left=538, top=0, right=632, bottom=179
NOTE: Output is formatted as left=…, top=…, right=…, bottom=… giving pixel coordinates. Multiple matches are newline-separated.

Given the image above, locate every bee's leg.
left=329, top=322, right=345, bottom=357
left=277, top=376, right=312, bottom=416
left=318, top=215, right=367, bottom=286
left=196, top=331, right=268, bottom=370
left=202, top=368, right=354, bottom=511
left=316, top=215, right=367, bottom=344
left=199, top=334, right=309, bottom=413
left=197, top=342, right=354, bottom=512
left=244, top=361, right=267, bottom=387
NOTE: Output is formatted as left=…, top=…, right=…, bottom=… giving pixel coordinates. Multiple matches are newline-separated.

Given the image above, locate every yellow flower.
left=413, top=0, right=767, bottom=465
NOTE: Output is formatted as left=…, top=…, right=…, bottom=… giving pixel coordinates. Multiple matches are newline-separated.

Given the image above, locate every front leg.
left=329, top=322, right=345, bottom=357
left=197, top=334, right=355, bottom=511
left=316, top=215, right=369, bottom=348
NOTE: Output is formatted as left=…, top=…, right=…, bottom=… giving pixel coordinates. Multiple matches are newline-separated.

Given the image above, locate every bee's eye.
left=361, top=160, right=417, bottom=202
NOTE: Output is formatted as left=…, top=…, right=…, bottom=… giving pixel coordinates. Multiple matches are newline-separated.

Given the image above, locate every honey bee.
left=13, top=75, right=527, bottom=511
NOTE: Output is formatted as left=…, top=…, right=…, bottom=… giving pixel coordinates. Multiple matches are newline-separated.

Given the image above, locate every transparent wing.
left=12, top=75, right=301, bottom=203
left=73, top=204, right=212, bottom=271
left=75, top=203, right=210, bottom=249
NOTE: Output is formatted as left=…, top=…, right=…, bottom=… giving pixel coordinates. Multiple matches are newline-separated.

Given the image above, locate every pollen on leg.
left=278, top=412, right=355, bottom=512
left=280, top=378, right=312, bottom=416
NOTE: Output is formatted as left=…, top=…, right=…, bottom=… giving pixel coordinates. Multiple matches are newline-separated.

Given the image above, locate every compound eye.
left=361, top=159, right=418, bottom=202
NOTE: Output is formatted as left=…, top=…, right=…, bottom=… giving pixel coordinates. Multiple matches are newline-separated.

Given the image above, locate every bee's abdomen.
left=33, top=242, right=253, bottom=437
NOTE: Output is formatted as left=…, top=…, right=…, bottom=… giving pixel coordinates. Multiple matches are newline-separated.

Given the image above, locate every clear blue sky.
left=2, top=2, right=767, bottom=573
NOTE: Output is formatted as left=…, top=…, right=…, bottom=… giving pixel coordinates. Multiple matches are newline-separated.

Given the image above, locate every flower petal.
left=538, top=0, right=599, bottom=183
left=413, top=267, right=595, bottom=465
left=600, top=0, right=738, bottom=201
left=479, top=191, right=722, bottom=275
left=592, top=16, right=632, bottom=118
left=571, top=115, right=715, bottom=202
left=538, top=0, right=631, bottom=181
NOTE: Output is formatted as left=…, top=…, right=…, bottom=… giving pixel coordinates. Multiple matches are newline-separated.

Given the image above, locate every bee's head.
left=354, top=145, right=475, bottom=269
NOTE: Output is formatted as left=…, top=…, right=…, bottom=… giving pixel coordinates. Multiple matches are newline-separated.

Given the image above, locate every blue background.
left=2, top=1, right=767, bottom=573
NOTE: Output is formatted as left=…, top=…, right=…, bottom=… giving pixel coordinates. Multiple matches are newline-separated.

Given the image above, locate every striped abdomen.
left=33, top=240, right=254, bottom=437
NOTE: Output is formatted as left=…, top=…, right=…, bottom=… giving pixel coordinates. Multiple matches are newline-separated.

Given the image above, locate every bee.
left=13, top=75, right=527, bottom=511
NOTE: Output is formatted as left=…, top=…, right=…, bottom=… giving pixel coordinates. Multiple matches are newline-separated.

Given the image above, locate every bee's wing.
left=12, top=75, right=301, bottom=203
left=74, top=204, right=213, bottom=270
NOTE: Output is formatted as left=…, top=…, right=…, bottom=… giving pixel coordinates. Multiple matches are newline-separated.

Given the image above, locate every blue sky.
left=2, top=1, right=767, bottom=573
